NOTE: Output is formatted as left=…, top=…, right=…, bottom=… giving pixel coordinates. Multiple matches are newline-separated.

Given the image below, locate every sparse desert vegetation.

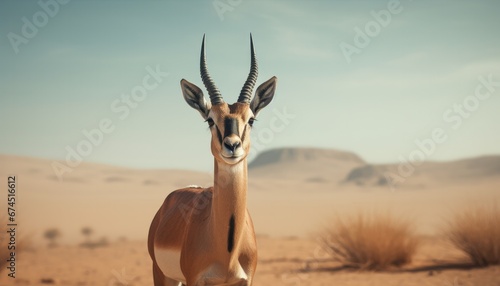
left=447, top=205, right=500, bottom=266
left=80, top=227, right=110, bottom=248
left=81, top=226, right=93, bottom=243
left=320, top=213, right=420, bottom=270
left=44, top=228, right=62, bottom=248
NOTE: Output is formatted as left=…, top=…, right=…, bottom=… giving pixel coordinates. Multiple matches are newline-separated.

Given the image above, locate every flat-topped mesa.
left=249, top=147, right=365, bottom=169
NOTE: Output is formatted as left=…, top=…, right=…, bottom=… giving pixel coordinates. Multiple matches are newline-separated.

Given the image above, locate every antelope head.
left=181, top=35, right=277, bottom=165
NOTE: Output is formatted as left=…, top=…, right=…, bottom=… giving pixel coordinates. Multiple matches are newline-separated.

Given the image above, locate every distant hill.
left=248, top=147, right=365, bottom=183
left=249, top=147, right=365, bottom=168
left=247, top=147, right=500, bottom=188
left=343, top=155, right=500, bottom=187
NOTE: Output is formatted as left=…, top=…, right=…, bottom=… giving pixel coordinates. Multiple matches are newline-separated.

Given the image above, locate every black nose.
left=224, top=141, right=241, bottom=152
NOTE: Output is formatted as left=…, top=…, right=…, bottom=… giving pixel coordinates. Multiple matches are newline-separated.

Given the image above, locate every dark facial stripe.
left=227, top=214, right=235, bottom=253
left=224, top=118, right=239, bottom=138
left=240, top=124, right=247, bottom=142
left=216, top=125, right=223, bottom=144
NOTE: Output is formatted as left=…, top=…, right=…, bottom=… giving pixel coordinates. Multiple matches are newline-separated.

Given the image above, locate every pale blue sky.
left=1, top=0, right=500, bottom=171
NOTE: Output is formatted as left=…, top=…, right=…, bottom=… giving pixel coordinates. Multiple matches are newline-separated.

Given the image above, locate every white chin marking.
left=221, top=154, right=244, bottom=164
left=222, top=158, right=241, bottom=165
left=154, top=247, right=186, bottom=284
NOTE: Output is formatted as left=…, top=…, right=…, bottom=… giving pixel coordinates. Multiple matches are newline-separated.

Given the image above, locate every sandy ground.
left=2, top=237, right=500, bottom=286
left=0, top=151, right=500, bottom=285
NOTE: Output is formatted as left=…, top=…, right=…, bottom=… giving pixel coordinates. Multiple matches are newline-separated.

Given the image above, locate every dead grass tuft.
left=447, top=205, right=500, bottom=266
left=320, top=213, right=420, bottom=271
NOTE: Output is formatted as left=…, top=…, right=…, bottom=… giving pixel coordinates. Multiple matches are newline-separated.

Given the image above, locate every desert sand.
left=1, top=148, right=500, bottom=285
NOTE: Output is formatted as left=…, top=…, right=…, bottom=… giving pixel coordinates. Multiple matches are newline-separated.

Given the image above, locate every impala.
left=148, top=35, right=277, bottom=286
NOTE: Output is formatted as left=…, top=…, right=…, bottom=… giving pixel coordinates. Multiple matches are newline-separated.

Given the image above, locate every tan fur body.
left=148, top=160, right=257, bottom=285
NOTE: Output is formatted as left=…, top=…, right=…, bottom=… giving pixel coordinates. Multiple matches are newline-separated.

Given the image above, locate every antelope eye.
left=248, top=118, right=256, bottom=127
left=205, top=118, right=215, bottom=127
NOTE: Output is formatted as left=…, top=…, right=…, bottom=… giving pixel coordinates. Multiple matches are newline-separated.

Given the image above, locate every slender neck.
left=211, top=158, right=248, bottom=254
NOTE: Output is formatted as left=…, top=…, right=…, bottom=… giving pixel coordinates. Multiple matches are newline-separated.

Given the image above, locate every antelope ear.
left=250, top=76, right=277, bottom=116
left=181, top=79, right=211, bottom=119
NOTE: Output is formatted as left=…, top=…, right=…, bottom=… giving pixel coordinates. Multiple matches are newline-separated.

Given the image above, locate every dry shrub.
left=320, top=213, right=420, bottom=271
left=447, top=205, right=500, bottom=266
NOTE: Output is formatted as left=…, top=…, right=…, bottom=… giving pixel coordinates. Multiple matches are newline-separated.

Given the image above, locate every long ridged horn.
left=200, top=35, right=223, bottom=105
left=238, top=34, right=258, bottom=103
